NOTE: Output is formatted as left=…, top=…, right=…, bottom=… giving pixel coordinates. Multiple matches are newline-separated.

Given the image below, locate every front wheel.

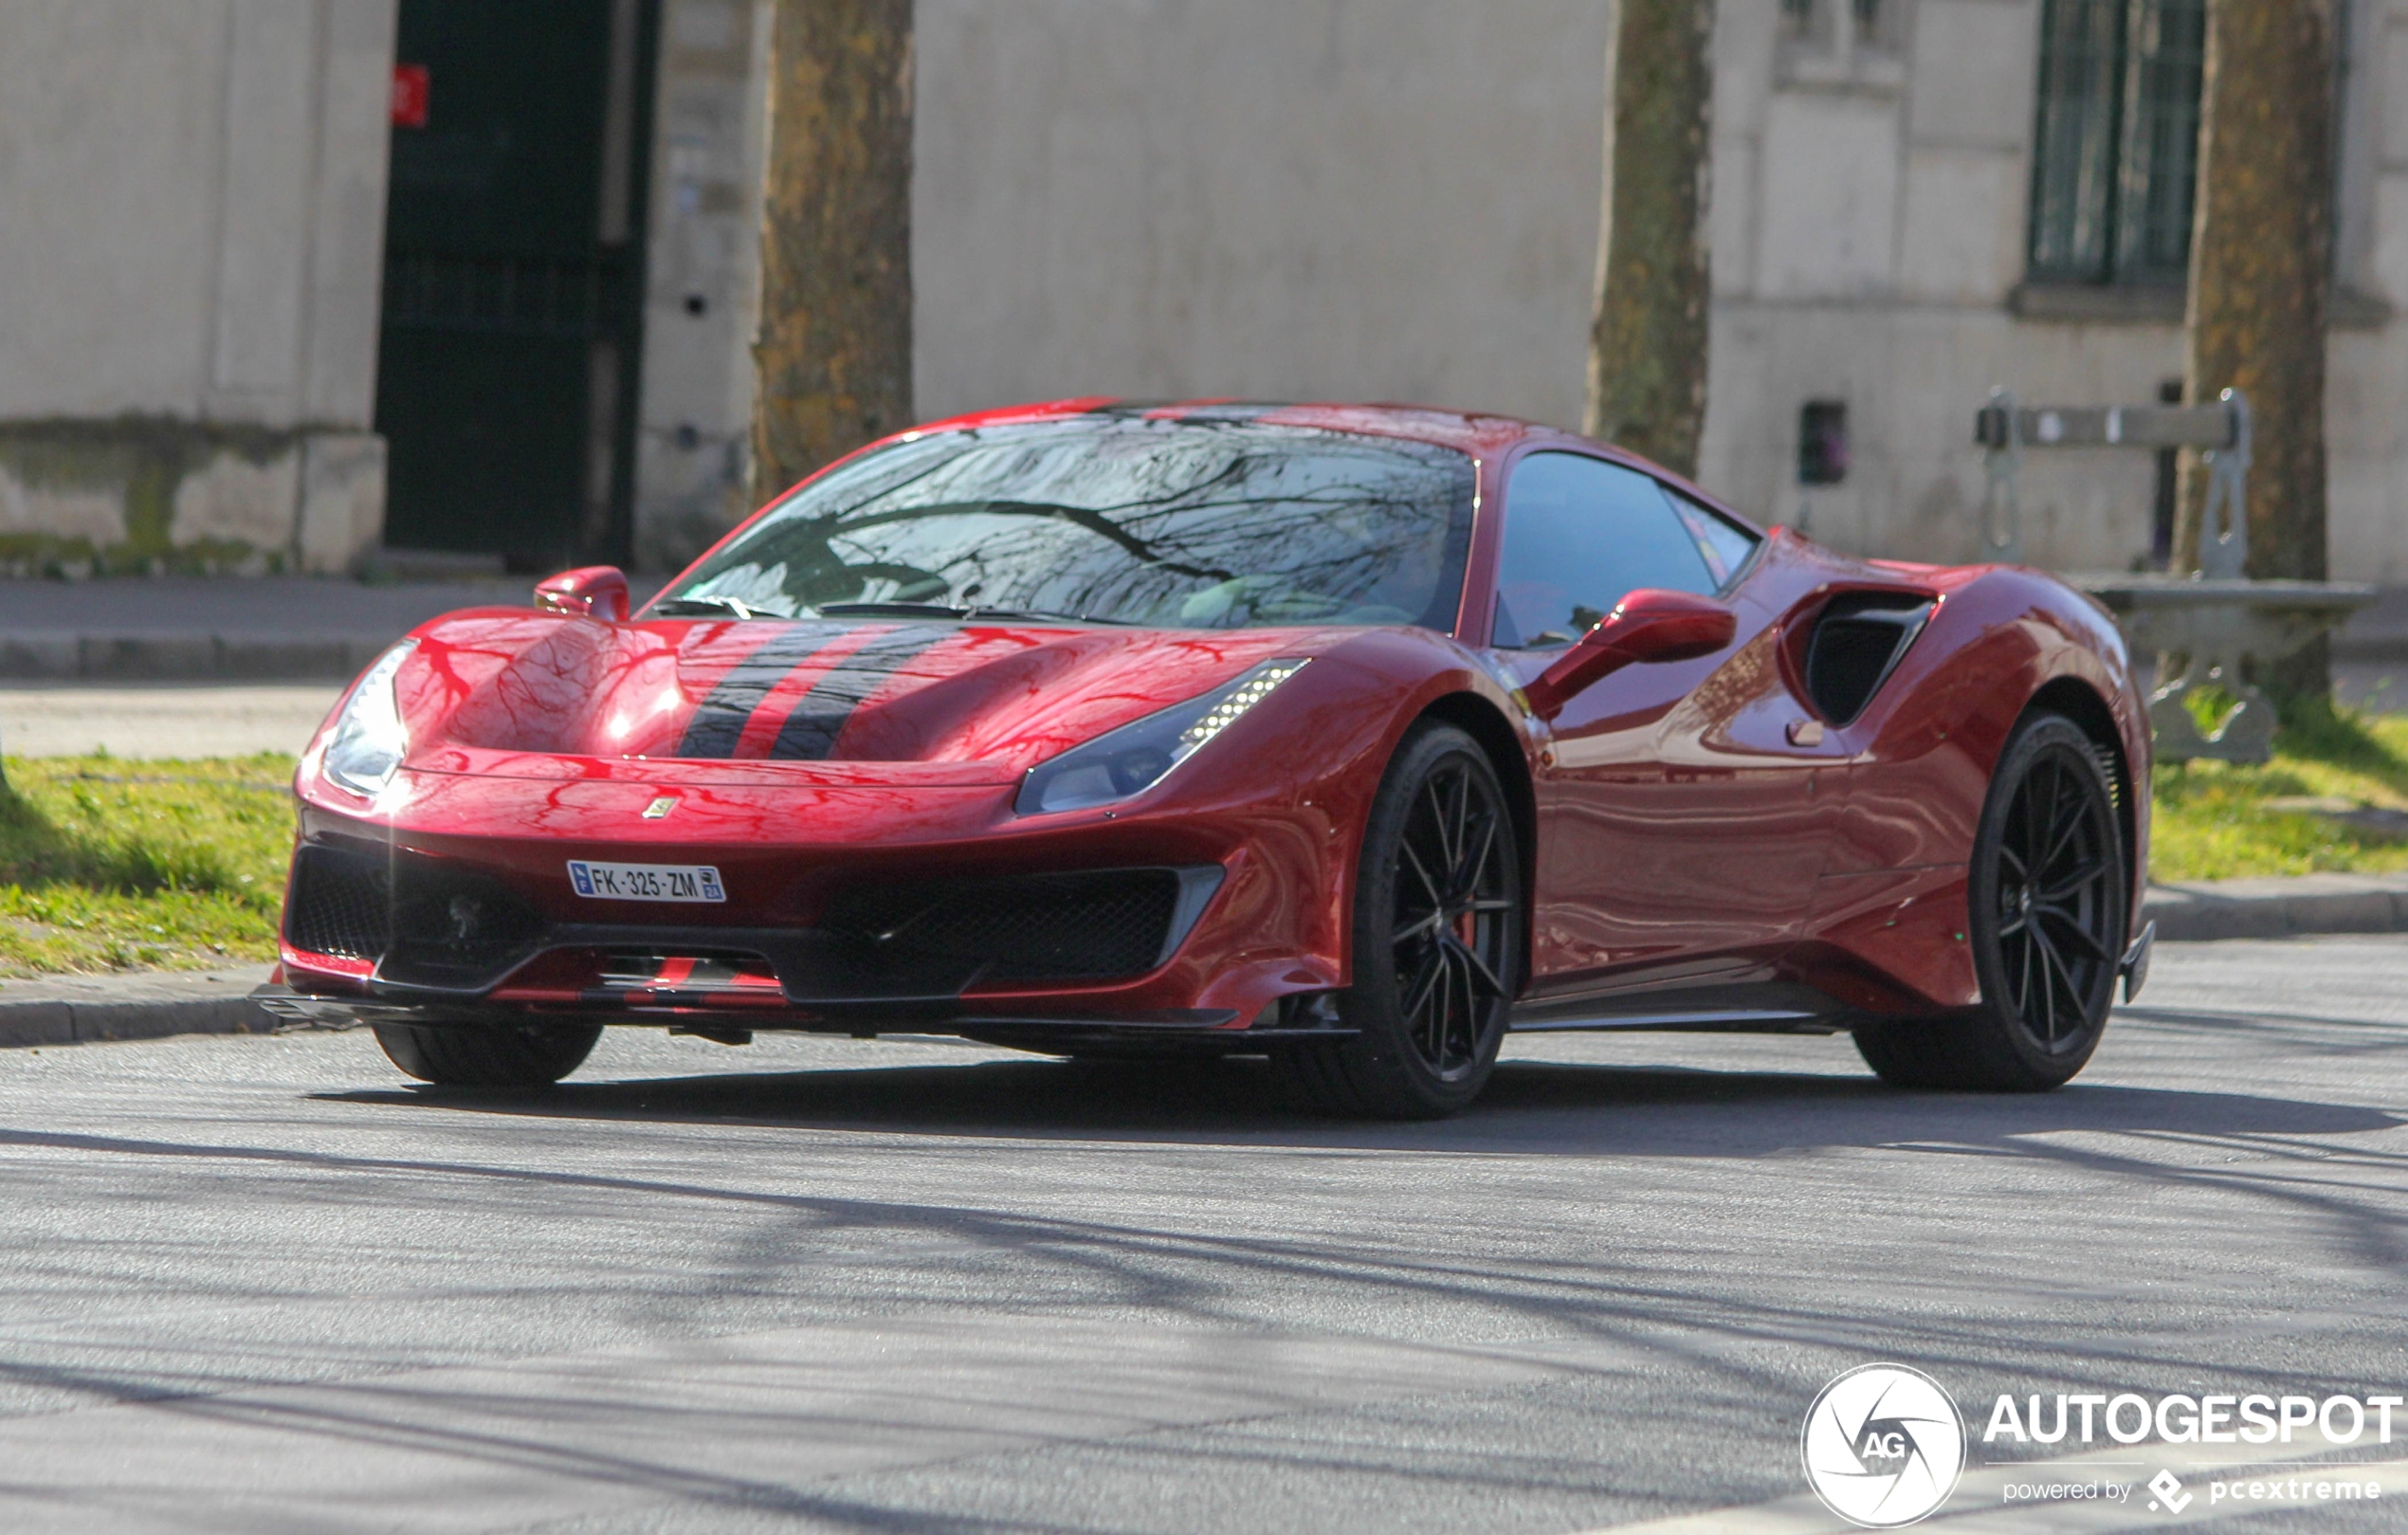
left=374, top=1020, right=603, bottom=1089
left=1856, top=712, right=2126, bottom=1090
left=1274, top=722, right=1524, bottom=1118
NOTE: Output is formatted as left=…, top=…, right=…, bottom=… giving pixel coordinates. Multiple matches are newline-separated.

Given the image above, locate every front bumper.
left=276, top=764, right=1357, bottom=1033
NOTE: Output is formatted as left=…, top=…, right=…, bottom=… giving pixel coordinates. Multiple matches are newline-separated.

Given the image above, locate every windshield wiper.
left=815, top=601, right=976, bottom=619
left=816, top=602, right=1137, bottom=626
left=651, top=594, right=760, bottom=620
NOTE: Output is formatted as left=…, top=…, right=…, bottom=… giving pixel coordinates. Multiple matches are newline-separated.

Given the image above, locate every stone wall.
left=910, top=0, right=1613, bottom=433
left=0, top=0, right=395, bottom=573
left=629, top=0, right=775, bottom=571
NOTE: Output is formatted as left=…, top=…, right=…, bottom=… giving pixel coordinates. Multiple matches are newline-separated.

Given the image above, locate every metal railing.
left=1972, top=386, right=2251, bottom=575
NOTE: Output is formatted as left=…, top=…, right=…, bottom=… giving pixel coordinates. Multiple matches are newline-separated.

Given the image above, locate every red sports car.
left=258, top=400, right=2153, bottom=1117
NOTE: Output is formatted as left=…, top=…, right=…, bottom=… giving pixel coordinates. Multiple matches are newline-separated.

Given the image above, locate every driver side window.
left=1491, top=453, right=1717, bottom=649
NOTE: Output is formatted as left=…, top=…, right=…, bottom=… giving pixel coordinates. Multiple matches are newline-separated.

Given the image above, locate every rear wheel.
left=1274, top=722, right=1523, bottom=1118
left=374, top=1020, right=603, bottom=1088
left=1856, top=713, right=2125, bottom=1090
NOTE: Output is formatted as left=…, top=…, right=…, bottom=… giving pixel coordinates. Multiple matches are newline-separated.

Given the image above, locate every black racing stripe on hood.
left=676, top=624, right=847, bottom=758
left=769, top=625, right=952, bottom=760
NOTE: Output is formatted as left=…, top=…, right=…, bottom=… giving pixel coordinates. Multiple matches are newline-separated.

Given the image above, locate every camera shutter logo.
left=1800, top=1363, right=1967, bottom=1527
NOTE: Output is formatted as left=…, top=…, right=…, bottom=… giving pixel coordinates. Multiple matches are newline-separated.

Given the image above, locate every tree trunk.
left=1585, top=0, right=1713, bottom=481
left=2179, top=0, right=2336, bottom=695
left=749, top=0, right=915, bottom=508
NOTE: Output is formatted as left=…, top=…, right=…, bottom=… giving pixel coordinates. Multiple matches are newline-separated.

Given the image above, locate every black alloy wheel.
left=1856, top=712, right=2126, bottom=1091
left=374, top=1019, right=604, bottom=1089
left=1990, top=734, right=2122, bottom=1048
left=1274, top=722, right=1523, bottom=1118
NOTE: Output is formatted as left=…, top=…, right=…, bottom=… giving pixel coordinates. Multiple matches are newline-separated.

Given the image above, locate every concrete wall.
left=629, top=0, right=775, bottom=571
left=886, top=0, right=2408, bottom=581
left=0, top=0, right=395, bottom=574
left=909, top=0, right=1612, bottom=431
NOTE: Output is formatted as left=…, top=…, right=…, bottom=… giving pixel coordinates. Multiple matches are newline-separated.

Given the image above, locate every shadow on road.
left=311, top=1048, right=2402, bottom=1158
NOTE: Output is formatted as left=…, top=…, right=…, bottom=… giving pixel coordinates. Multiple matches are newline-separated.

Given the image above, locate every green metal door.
left=375, top=0, right=655, bottom=568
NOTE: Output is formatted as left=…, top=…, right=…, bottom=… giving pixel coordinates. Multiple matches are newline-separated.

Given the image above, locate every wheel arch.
left=2021, top=675, right=2143, bottom=944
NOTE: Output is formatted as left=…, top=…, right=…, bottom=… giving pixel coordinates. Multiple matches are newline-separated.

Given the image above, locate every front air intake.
left=822, top=868, right=1212, bottom=983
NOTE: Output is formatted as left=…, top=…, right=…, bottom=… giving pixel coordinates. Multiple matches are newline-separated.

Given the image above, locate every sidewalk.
left=0, top=574, right=662, bottom=680
left=1, top=872, right=2400, bottom=1052
left=2331, top=584, right=2408, bottom=660
left=2142, top=870, right=2408, bottom=941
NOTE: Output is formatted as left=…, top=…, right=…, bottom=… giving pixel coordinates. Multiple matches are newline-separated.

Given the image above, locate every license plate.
left=566, top=860, right=725, bottom=903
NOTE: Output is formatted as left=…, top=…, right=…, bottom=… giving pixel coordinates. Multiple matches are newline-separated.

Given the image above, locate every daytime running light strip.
left=1177, top=660, right=1308, bottom=756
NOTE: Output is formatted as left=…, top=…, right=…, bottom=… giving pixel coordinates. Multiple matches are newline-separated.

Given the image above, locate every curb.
left=2140, top=873, right=2408, bottom=942
left=0, top=967, right=280, bottom=1050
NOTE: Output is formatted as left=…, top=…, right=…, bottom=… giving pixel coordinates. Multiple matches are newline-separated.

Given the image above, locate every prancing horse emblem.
left=642, top=796, right=678, bottom=819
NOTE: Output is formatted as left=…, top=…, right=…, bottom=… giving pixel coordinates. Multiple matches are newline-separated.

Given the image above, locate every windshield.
left=651, top=417, right=1476, bottom=630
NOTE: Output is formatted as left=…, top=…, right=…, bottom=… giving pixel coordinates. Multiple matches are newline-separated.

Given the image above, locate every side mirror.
left=1522, top=588, right=1736, bottom=722
left=534, top=566, right=629, bottom=622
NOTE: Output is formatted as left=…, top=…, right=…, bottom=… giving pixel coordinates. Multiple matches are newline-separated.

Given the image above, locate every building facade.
left=4, top=0, right=2403, bottom=581
left=0, top=0, right=396, bottom=576
left=908, top=0, right=2408, bottom=580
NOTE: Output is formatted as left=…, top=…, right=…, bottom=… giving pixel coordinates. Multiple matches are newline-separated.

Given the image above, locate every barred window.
left=2027, top=0, right=2206, bottom=285
left=1780, top=0, right=1892, bottom=51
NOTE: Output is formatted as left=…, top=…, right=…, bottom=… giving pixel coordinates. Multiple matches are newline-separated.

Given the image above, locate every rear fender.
left=1801, top=570, right=2149, bottom=1011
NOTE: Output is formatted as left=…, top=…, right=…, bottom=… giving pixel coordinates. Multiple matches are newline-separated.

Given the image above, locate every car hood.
left=385, top=610, right=1344, bottom=786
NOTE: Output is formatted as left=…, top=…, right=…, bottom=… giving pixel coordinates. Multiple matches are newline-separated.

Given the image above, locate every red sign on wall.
left=392, top=64, right=429, bottom=130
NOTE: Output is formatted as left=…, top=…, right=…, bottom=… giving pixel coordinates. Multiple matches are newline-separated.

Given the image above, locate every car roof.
left=849, top=398, right=1755, bottom=535
left=908, top=397, right=1578, bottom=461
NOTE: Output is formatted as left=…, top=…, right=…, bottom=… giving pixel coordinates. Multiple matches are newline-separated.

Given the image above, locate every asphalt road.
left=0, top=938, right=2403, bottom=1535
left=0, top=681, right=340, bottom=758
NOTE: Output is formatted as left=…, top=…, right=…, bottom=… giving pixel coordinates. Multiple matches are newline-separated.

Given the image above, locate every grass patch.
left=2150, top=699, right=2408, bottom=881
left=0, top=754, right=295, bottom=977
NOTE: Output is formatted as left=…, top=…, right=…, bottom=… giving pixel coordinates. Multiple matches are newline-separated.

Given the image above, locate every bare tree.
left=749, top=0, right=916, bottom=508
left=1585, top=0, right=1713, bottom=481
left=2180, top=0, right=2336, bottom=693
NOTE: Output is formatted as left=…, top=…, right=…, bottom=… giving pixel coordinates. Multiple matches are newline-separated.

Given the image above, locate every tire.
left=1856, top=712, right=2126, bottom=1091
left=1273, top=722, right=1523, bottom=1118
left=374, top=1020, right=603, bottom=1089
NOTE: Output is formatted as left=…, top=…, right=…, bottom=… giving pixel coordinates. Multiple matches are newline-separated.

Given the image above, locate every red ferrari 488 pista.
left=258, top=400, right=2152, bottom=1117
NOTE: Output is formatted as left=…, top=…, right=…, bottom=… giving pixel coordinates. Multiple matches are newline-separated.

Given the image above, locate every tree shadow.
left=310, top=1047, right=2402, bottom=1159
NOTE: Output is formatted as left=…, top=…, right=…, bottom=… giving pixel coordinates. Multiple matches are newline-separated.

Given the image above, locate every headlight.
left=1016, top=659, right=1308, bottom=815
left=322, top=641, right=414, bottom=797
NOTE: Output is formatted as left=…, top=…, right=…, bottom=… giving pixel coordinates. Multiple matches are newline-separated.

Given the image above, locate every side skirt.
left=1508, top=979, right=1854, bottom=1035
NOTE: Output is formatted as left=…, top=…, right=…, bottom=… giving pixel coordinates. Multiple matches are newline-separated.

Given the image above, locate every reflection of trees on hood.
left=672, top=420, right=1472, bottom=629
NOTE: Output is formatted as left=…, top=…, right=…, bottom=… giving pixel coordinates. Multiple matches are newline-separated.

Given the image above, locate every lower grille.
left=283, top=845, right=547, bottom=986
left=285, top=848, right=1214, bottom=998
left=284, top=847, right=390, bottom=959
left=823, top=869, right=1186, bottom=982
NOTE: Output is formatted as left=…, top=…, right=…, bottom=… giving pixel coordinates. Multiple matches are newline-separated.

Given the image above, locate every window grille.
left=1780, top=0, right=1889, bottom=50
left=2028, top=0, right=2205, bottom=285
